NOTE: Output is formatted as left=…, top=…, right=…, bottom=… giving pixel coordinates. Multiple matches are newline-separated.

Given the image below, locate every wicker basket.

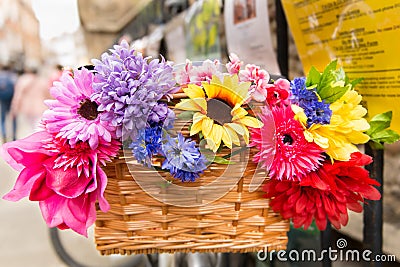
left=94, top=94, right=289, bottom=255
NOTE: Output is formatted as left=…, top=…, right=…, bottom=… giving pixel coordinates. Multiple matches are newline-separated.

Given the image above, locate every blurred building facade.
left=78, top=0, right=153, bottom=60
left=0, top=0, right=41, bottom=69
left=0, top=0, right=170, bottom=69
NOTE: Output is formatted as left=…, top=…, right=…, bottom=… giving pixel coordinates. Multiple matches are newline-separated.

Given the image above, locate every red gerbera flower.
left=264, top=152, right=381, bottom=230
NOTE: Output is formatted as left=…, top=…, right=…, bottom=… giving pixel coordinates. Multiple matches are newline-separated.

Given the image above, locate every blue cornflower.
left=161, top=133, right=207, bottom=182
left=167, top=164, right=205, bottom=182
left=290, top=77, right=319, bottom=105
left=302, top=100, right=332, bottom=127
left=290, top=77, right=332, bottom=127
left=129, top=126, right=163, bottom=167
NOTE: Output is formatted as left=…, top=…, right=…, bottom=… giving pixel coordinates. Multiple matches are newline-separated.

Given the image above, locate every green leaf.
left=318, top=60, right=338, bottom=90
left=177, top=111, right=195, bottom=120
left=212, top=156, right=233, bottom=164
left=369, top=129, right=400, bottom=145
left=200, top=144, right=234, bottom=165
left=222, top=146, right=249, bottom=159
left=306, top=66, right=321, bottom=86
left=366, top=111, right=400, bottom=148
left=202, top=153, right=234, bottom=165
left=319, top=84, right=349, bottom=103
left=322, top=60, right=338, bottom=77
left=316, top=61, right=349, bottom=103
left=366, top=111, right=393, bottom=136
left=350, top=77, right=363, bottom=88
left=368, top=141, right=385, bottom=150
left=158, top=180, right=173, bottom=189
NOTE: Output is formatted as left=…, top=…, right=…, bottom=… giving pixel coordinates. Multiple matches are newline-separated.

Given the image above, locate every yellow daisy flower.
left=293, top=90, right=370, bottom=161
left=175, top=75, right=263, bottom=152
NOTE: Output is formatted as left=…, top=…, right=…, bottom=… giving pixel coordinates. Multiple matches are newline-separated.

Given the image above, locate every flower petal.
left=237, top=116, right=263, bottom=128
left=3, top=165, right=46, bottom=201
left=231, top=105, right=248, bottom=120
left=209, top=124, right=223, bottom=152
left=175, top=98, right=206, bottom=112
left=221, top=127, right=233, bottom=149
left=44, top=165, right=91, bottom=199
left=190, top=117, right=204, bottom=136
left=224, top=125, right=241, bottom=146
left=226, top=122, right=246, bottom=136
left=183, top=84, right=205, bottom=99
left=201, top=117, right=214, bottom=137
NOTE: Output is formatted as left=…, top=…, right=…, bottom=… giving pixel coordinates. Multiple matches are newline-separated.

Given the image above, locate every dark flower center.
left=173, top=147, right=182, bottom=156
left=282, top=134, right=294, bottom=145
left=77, top=99, right=99, bottom=120
left=206, top=98, right=233, bottom=125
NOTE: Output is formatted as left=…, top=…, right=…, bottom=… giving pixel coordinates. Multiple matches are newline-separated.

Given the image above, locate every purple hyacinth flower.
left=91, top=40, right=176, bottom=141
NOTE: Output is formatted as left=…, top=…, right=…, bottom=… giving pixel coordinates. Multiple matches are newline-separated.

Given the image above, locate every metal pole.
left=363, top=142, right=384, bottom=267
left=321, top=222, right=332, bottom=267
left=275, top=0, right=289, bottom=78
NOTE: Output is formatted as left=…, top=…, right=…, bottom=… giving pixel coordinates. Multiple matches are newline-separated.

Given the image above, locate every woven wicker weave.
left=94, top=94, right=289, bottom=255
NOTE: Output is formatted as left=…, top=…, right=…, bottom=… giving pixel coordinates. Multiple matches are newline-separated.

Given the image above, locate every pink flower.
left=43, top=68, right=116, bottom=150
left=45, top=136, right=120, bottom=179
left=1, top=131, right=55, bottom=200
left=250, top=105, right=325, bottom=181
left=239, top=64, right=270, bottom=102
left=174, top=59, right=223, bottom=86
left=265, top=78, right=290, bottom=107
left=1, top=131, right=119, bottom=236
left=226, top=53, right=243, bottom=75
left=174, top=59, right=193, bottom=86
left=39, top=192, right=97, bottom=236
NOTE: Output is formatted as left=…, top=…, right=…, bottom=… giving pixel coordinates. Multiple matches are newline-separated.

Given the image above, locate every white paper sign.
left=224, top=0, right=281, bottom=75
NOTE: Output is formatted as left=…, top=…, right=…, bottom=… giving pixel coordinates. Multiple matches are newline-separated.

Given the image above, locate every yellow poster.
left=281, top=0, right=400, bottom=132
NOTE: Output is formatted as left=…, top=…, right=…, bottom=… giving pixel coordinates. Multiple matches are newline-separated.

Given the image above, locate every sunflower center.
left=282, top=134, right=294, bottom=145
left=206, top=98, right=233, bottom=125
left=77, top=99, right=99, bottom=120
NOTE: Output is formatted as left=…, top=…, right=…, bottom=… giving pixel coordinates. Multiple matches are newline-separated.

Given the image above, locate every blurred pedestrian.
left=48, top=64, right=64, bottom=87
left=11, top=67, right=51, bottom=132
left=0, top=65, right=17, bottom=143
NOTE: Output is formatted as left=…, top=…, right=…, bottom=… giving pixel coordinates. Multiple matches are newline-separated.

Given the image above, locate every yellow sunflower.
left=175, top=75, right=263, bottom=152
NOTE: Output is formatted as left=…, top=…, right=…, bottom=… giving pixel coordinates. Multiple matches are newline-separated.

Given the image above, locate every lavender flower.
left=290, top=77, right=332, bottom=127
left=148, top=102, right=175, bottom=129
left=91, top=40, right=176, bottom=141
left=161, top=133, right=207, bottom=182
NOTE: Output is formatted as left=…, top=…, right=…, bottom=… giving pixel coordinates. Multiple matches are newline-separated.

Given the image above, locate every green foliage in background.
left=186, top=0, right=221, bottom=60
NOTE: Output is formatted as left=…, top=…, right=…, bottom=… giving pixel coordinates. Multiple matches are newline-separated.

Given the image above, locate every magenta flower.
left=1, top=131, right=119, bottom=236
left=43, top=68, right=116, bottom=149
left=39, top=192, right=97, bottom=235
left=250, top=106, right=325, bottom=181
left=265, top=78, right=290, bottom=107
left=1, top=131, right=55, bottom=200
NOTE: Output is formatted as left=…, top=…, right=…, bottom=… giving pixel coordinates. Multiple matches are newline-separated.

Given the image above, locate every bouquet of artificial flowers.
left=1, top=40, right=398, bottom=242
